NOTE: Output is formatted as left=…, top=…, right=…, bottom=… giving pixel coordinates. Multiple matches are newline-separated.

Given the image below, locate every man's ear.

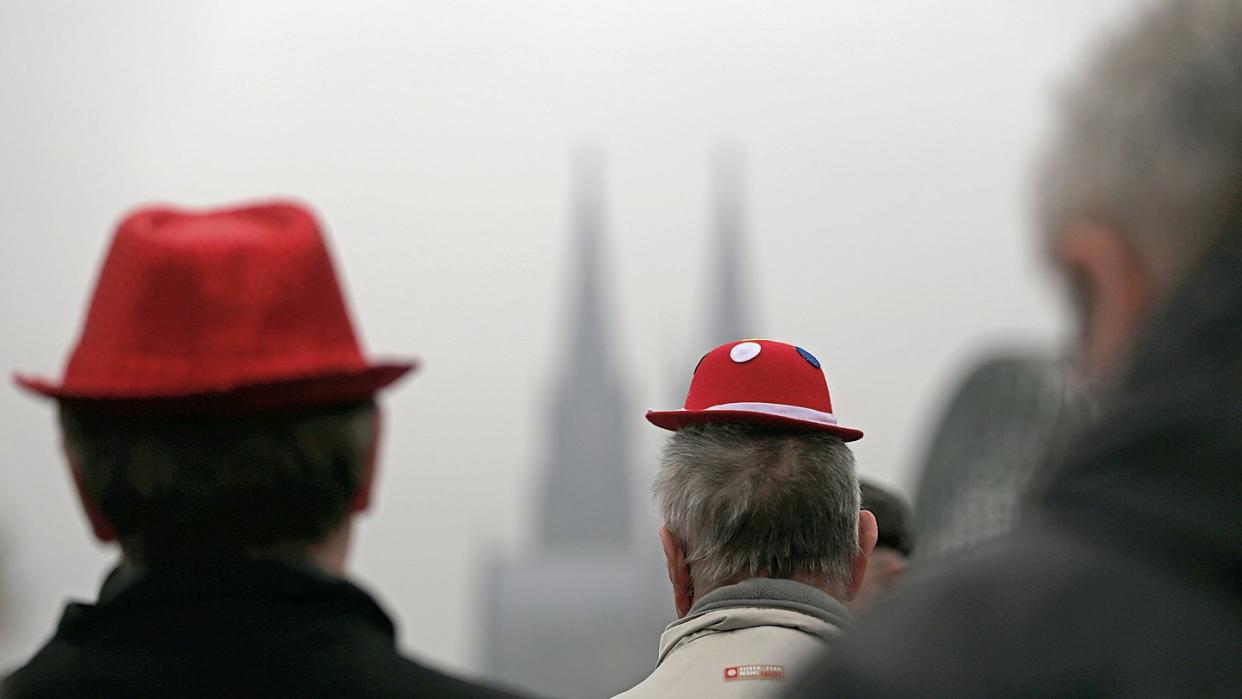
left=1054, top=220, right=1160, bottom=377
left=659, top=527, right=695, bottom=618
left=349, top=407, right=383, bottom=514
left=63, top=451, right=115, bottom=543
left=845, top=509, right=879, bottom=601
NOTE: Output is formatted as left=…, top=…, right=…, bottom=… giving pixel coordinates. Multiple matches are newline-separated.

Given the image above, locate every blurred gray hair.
left=654, top=424, right=860, bottom=594
left=1037, top=0, right=1242, bottom=284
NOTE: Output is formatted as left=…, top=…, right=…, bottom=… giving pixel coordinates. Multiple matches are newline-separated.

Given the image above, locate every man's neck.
left=307, top=524, right=352, bottom=575
left=114, top=522, right=353, bottom=577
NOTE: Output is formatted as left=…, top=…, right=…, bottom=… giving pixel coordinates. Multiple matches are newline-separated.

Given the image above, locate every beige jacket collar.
left=656, top=578, right=850, bottom=666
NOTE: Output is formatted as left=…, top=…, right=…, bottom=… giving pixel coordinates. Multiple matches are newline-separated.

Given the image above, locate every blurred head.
left=653, top=424, right=877, bottom=617
left=1037, top=0, right=1242, bottom=381
left=849, top=481, right=914, bottom=616
left=60, top=401, right=380, bottom=572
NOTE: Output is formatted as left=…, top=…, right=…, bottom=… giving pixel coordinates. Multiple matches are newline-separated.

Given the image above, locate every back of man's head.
left=860, top=481, right=913, bottom=559
left=655, top=424, right=860, bottom=596
left=13, top=202, right=416, bottom=569
left=1039, top=0, right=1242, bottom=285
left=849, top=480, right=914, bottom=616
left=1037, top=0, right=1242, bottom=376
left=61, top=401, right=376, bottom=565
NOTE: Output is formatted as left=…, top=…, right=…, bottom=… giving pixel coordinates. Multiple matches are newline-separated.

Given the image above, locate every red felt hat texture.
left=647, top=339, right=863, bottom=441
left=14, top=201, right=416, bottom=414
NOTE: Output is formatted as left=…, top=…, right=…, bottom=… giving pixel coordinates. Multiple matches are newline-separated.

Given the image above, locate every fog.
left=0, top=0, right=1136, bottom=679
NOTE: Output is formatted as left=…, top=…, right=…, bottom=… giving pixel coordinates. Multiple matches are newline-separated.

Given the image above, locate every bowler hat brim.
left=14, top=361, right=416, bottom=415
left=646, top=408, right=864, bottom=442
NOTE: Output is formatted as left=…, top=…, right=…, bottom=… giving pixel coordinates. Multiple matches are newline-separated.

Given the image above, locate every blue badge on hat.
left=796, top=347, right=820, bottom=369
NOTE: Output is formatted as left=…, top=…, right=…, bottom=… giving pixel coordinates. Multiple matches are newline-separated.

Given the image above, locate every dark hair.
left=860, top=480, right=914, bottom=557
left=59, top=401, right=376, bottom=565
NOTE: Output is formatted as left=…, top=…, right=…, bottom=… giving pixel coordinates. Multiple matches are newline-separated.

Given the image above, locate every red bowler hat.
left=647, top=339, right=863, bottom=441
left=14, top=201, right=416, bottom=413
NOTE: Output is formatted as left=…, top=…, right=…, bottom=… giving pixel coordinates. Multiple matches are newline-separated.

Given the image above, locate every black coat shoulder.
left=790, top=522, right=1242, bottom=697
left=2, top=562, right=529, bottom=699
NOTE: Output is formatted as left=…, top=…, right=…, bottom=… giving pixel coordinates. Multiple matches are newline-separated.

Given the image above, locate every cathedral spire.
left=537, top=146, right=632, bottom=550
left=705, top=146, right=756, bottom=346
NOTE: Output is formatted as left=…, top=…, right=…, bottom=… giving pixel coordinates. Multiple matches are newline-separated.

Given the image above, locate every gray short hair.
left=1037, top=0, right=1242, bottom=284
left=654, top=424, right=860, bottom=593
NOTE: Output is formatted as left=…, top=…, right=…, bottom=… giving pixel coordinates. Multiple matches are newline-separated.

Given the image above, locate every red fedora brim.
left=646, top=408, right=864, bottom=442
left=14, top=361, right=416, bottom=415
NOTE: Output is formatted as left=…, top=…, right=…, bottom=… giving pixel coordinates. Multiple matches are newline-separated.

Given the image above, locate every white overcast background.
left=1, top=0, right=1138, bottom=680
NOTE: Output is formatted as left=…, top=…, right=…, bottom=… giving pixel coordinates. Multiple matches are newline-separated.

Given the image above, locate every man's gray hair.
left=1037, top=0, right=1242, bottom=284
left=654, top=424, right=860, bottom=594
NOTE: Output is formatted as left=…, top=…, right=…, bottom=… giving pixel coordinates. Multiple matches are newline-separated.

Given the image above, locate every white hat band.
left=705, top=401, right=839, bottom=425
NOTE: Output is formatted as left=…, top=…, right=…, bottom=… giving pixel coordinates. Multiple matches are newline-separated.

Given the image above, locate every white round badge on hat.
left=730, top=342, right=762, bottom=363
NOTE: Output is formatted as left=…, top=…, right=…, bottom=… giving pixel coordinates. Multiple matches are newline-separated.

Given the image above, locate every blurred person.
left=847, top=481, right=913, bottom=616
left=3, top=202, right=522, bottom=697
left=790, top=0, right=1242, bottom=695
left=614, top=340, right=877, bottom=698
left=909, top=354, right=1085, bottom=563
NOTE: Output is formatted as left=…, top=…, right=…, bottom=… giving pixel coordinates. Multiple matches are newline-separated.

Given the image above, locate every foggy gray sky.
left=0, top=0, right=1137, bottom=678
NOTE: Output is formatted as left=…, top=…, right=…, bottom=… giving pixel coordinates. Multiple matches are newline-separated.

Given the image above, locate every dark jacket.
left=792, top=229, right=1242, bottom=697
left=2, top=559, right=525, bottom=698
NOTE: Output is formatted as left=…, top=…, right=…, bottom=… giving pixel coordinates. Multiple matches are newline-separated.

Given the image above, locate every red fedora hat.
left=647, top=339, right=862, bottom=441
left=14, top=200, right=416, bottom=413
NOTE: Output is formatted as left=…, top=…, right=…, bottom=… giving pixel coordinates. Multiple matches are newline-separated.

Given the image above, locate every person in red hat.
left=3, top=202, right=524, bottom=698
left=613, top=339, right=878, bottom=699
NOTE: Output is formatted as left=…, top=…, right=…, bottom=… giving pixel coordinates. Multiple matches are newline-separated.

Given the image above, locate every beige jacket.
left=613, top=578, right=849, bottom=699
